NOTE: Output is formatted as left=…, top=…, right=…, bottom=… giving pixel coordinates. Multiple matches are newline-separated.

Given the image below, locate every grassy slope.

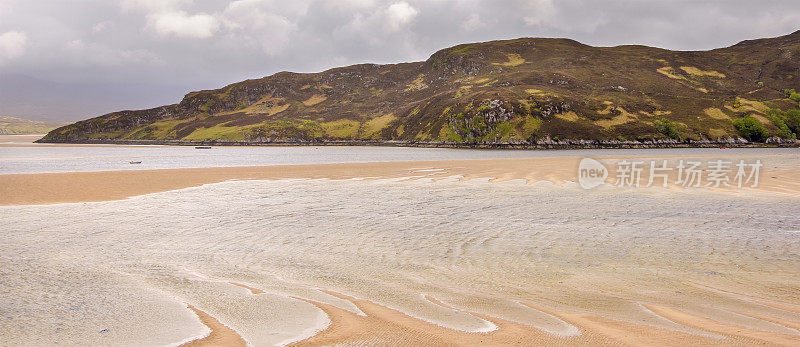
left=0, top=116, right=68, bottom=135
left=40, top=31, right=800, bottom=145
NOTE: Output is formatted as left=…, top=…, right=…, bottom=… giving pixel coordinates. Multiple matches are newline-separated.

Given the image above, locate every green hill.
left=0, top=116, right=67, bottom=135
left=39, top=31, right=800, bottom=147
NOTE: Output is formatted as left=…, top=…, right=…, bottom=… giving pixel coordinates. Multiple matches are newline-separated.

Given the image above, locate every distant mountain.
left=40, top=31, right=800, bottom=147
left=0, top=74, right=191, bottom=123
left=0, top=116, right=67, bottom=135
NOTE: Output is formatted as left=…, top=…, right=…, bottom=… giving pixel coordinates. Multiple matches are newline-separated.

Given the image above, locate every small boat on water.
left=129, top=161, right=142, bottom=164
left=195, top=146, right=212, bottom=149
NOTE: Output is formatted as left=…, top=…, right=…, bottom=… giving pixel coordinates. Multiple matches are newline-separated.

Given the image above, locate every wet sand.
left=2, top=153, right=800, bottom=205
left=177, top=284, right=800, bottom=346
left=4, top=173, right=800, bottom=345
left=0, top=158, right=573, bottom=205
left=183, top=305, right=247, bottom=347
left=176, top=279, right=800, bottom=346
left=3, top=140, right=800, bottom=345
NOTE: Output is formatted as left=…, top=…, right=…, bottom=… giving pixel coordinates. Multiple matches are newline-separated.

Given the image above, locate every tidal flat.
left=1, top=140, right=799, bottom=345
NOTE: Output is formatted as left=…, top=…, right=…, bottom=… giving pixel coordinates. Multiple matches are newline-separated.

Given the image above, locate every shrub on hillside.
left=733, top=115, right=769, bottom=142
left=653, top=118, right=680, bottom=140
left=786, top=109, right=800, bottom=135
left=766, top=108, right=800, bottom=139
left=765, top=109, right=797, bottom=139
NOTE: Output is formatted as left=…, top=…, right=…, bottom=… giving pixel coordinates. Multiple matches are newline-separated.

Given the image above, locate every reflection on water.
left=2, top=178, right=799, bottom=345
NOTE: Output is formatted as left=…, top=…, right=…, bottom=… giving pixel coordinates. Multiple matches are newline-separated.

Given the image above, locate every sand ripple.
left=2, top=178, right=800, bottom=345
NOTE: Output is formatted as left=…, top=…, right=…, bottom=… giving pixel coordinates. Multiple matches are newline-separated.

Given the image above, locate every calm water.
left=1, top=144, right=797, bottom=174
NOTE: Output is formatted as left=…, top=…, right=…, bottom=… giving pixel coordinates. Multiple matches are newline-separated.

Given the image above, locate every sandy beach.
left=3, top=153, right=800, bottom=205
left=2, top=140, right=800, bottom=346
left=0, top=158, right=578, bottom=205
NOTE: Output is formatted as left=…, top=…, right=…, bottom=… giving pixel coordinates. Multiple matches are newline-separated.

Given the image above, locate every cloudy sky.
left=1, top=0, right=798, bottom=121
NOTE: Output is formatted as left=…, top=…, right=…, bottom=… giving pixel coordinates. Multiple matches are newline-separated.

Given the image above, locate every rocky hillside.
left=39, top=31, right=800, bottom=147
left=0, top=116, right=67, bottom=135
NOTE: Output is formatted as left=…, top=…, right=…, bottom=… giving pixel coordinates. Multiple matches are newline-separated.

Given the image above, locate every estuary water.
left=2, top=143, right=799, bottom=174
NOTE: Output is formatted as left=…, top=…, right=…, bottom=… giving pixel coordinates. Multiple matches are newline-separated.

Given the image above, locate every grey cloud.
left=0, top=0, right=797, bottom=121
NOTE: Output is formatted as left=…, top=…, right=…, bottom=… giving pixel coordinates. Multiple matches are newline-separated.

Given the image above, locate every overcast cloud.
left=0, top=0, right=798, bottom=121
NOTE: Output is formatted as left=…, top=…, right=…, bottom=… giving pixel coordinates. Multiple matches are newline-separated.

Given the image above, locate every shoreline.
left=33, top=137, right=800, bottom=150
left=2, top=155, right=799, bottom=206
